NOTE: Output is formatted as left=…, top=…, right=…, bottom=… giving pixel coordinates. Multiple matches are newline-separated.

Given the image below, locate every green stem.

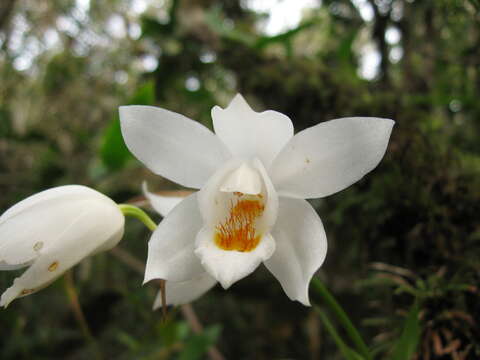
left=314, top=307, right=363, bottom=360
left=117, top=204, right=169, bottom=321
left=311, top=278, right=372, bottom=360
left=63, top=271, right=103, bottom=360
left=118, top=204, right=157, bottom=231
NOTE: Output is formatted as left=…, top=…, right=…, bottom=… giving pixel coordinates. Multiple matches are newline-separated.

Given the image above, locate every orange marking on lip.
left=215, top=197, right=264, bottom=252
left=48, top=261, right=59, bottom=272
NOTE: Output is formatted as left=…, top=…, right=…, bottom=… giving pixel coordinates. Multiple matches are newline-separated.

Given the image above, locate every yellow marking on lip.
left=215, top=197, right=264, bottom=252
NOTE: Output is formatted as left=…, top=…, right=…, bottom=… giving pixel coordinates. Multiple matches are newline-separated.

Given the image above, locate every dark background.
left=0, top=0, right=479, bottom=359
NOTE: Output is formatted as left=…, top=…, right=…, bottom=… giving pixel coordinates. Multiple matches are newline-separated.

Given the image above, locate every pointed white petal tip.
left=271, top=116, right=395, bottom=199
left=211, top=94, right=294, bottom=168
left=213, top=94, right=250, bottom=112
left=0, top=185, right=125, bottom=306
left=228, top=93, right=250, bottom=108
left=265, top=198, right=327, bottom=307
left=0, top=286, right=18, bottom=308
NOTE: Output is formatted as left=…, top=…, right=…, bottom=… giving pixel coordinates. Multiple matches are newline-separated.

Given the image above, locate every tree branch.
left=0, top=0, right=16, bottom=32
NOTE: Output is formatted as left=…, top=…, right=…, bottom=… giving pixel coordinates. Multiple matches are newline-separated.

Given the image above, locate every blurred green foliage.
left=1, top=0, right=479, bottom=359
left=100, top=81, right=156, bottom=171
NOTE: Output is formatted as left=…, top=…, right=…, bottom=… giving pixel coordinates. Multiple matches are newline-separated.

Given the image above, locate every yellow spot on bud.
left=215, top=196, right=264, bottom=252
left=48, top=261, right=59, bottom=272
left=21, top=289, right=35, bottom=295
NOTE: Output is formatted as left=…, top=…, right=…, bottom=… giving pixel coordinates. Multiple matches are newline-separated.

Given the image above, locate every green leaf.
left=254, top=19, right=317, bottom=49
left=391, top=303, right=421, bottom=360
left=204, top=8, right=256, bottom=47
left=336, top=32, right=355, bottom=60
left=178, top=325, right=221, bottom=360
left=158, top=320, right=190, bottom=348
left=205, top=8, right=318, bottom=51
left=115, top=331, right=140, bottom=351
left=100, top=81, right=155, bottom=171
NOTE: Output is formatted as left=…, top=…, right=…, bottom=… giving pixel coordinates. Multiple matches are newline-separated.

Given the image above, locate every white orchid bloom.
left=0, top=185, right=125, bottom=307
left=120, top=94, right=394, bottom=306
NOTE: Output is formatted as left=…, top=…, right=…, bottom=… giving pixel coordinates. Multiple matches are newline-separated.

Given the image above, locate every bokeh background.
left=1, top=0, right=479, bottom=359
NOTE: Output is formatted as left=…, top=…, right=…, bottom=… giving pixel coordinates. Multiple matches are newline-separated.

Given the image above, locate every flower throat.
left=214, top=193, right=264, bottom=252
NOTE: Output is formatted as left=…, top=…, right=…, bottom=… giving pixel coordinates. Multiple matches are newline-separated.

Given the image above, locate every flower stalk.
left=311, top=278, right=372, bottom=360
left=117, top=205, right=168, bottom=313
left=118, top=204, right=157, bottom=231
left=314, top=307, right=364, bottom=360
left=63, top=271, right=103, bottom=360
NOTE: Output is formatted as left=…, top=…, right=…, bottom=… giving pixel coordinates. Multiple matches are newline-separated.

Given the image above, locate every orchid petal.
left=142, top=182, right=184, bottom=217
left=0, top=197, right=124, bottom=307
left=0, top=185, right=102, bottom=225
left=264, top=197, right=327, bottom=306
left=152, top=272, right=217, bottom=309
left=270, top=117, right=394, bottom=199
left=253, top=158, right=279, bottom=230
left=144, top=193, right=204, bottom=283
left=212, top=94, right=293, bottom=168
left=120, top=106, right=231, bottom=189
left=0, top=185, right=121, bottom=267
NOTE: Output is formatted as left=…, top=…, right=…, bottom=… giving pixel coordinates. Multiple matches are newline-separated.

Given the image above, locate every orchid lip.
left=214, top=192, right=265, bottom=252
left=213, top=161, right=268, bottom=253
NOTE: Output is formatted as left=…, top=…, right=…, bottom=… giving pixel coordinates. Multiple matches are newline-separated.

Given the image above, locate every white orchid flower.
left=120, top=94, right=394, bottom=306
left=0, top=185, right=125, bottom=307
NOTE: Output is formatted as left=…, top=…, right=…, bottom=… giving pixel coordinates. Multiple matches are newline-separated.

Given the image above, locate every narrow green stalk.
left=311, top=278, right=372, bottom=360
left=63, top=271, right=103, bottom=360
left=314, top=307, right=363, bottom=360
left=117, top=204, right=168, bottom=321
left=118, top=204, right=157, bottom=231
